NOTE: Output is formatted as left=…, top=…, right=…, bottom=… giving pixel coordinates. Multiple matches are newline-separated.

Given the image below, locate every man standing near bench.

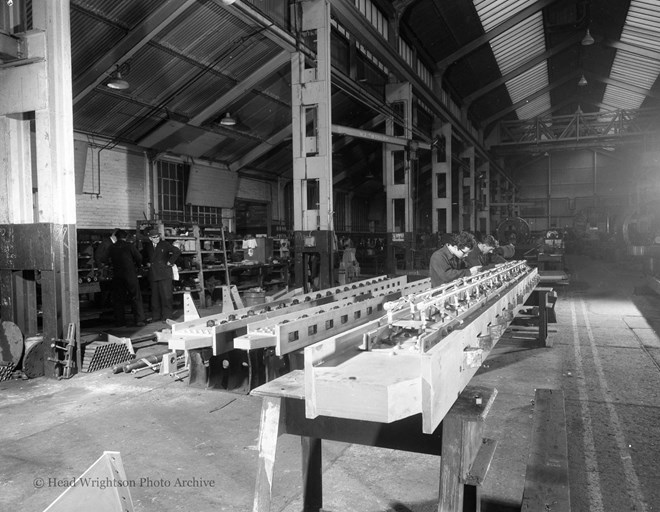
left=144, top=228, right=181, bottom=323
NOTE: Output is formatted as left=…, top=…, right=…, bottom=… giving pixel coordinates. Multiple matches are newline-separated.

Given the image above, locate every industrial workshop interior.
left=2, top=0, right=660, bottom=511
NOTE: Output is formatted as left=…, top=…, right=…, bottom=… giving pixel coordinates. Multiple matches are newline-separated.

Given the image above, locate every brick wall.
left=75, top=139, right=149, bottom=230
left=237, top=176, right=279, bottom=221
left=74, top=136, right=283, bottom=230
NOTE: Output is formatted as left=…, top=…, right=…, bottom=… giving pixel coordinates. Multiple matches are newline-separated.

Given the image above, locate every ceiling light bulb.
left=107, top=72, right=129, bottom=90
left=220, top=113, right=237, bottom=126
left=578, top=75, right=588, bottom=87
left=581, top=28, right=595, bottom=46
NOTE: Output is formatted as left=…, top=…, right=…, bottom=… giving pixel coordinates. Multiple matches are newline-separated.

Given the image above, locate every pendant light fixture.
left=578, top=74, right=588, bottom=87
left=106, top=63, right=130, bottom=90
left=220, top=113, right=237, bottom=126
left=581, top=28, right=595, bottom=46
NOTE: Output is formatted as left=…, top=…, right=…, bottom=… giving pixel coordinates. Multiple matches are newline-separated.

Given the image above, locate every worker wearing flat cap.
left=429, top=231, right=481, bottom=288
left=143, top=228, right=181, bottom=323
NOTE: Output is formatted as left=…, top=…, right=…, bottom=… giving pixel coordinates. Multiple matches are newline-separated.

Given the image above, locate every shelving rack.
left=138, top=220, right=290, bottom=309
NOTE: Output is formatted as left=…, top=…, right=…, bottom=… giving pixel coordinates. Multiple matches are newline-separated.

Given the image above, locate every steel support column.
left=383, top=82, right=414, bottom=273
left=460, top=146, right=476, bottom=232
left=477, top=161, right=491, bottom=234
left=432, top=122, right=452, bottom=234
left=291, top=0, right=335, bottom=291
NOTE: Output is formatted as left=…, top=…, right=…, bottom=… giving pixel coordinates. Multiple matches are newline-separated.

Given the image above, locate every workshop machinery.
left=622, top=201, right=660, bottom=294
left=303, top=260, right=539, bottom=433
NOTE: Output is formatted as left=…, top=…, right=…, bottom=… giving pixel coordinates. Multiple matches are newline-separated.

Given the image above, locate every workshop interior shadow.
left=631, top=284, right=660, bottom=337
left=476, top=334, right=550, bottom=377
left=360, top=498, right=520, bottom=512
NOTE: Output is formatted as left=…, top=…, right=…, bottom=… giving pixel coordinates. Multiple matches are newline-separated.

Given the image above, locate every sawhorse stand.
left=219, top=285, right=244, bottom=312
left=510, top=286, right=557, bottom=347
left=250, top=370, right=498, bottom=512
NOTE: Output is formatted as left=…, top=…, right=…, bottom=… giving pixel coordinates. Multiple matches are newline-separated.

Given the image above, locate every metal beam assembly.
left=493, top=107, right=660, bottom=154
left=232, top=278, right=429, bottom=356
left=234, top=295, right=386, bottom=356
left=304, top=260, right=539, bottom=433
left=160, top=275, right=424, bottom=355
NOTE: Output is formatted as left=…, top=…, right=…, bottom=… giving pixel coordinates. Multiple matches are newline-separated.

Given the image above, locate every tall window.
left=155, top=159, right=224, bottom=225
left=157, top=160, right=187, bottom=222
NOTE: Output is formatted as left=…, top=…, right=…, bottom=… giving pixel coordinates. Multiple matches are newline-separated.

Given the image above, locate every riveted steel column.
left=431, top=122, right=452, bottom=234
left=384, top=82, right=413, bottom=272
left=477, top=161, right=491, bottom=234
left=460, top=146, right=476, bottom=232
left=291, top=0, right=334, bottom=290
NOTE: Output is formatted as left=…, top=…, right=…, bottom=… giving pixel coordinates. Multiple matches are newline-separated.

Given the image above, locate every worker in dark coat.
left=429, top=231, right=480, bottom=288
left=107, top=230, right=145, bottom=327
left=464, top=233, right=506, bottom=270
left=144, top=228, right=181, bottom=322
left=94, top=228, right=119, bottom=271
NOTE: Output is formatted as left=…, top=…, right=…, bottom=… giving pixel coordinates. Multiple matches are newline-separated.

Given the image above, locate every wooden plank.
left=0, top=59, right=48, bottom=115
left=0, top=115, right=34, bottom=222
left=439, top=414, right=467, bottom=512
left=233, top=332, right=277, bottom=351
left=422, top=271, right=536, bottom=433
left=438, top=385, right=497, bottom=512
left=168, top=335, right=216, bottom=351
left=40, top=269, right=58, bottom=378
left=301, top=436, right=323, bottom=511
left=521, top=388, right=570, bottom=512
left=308, top=351, right=422, bottom=422
left=60, top=225, right=81, bottom=374
left=465, top=438, right=498, bottom=486
left=252, top=396, right=285, bottom=512
left=252, top=369, right=306, bottom=400
left=303, top=265, right=536, bottom=430
left=303, top=312, right=408, bottom=419
left=273, top=295, right=386, bottom=356
left=0, top=270, right=15, bottom=322
left=0, top=224, right=56, bottom=270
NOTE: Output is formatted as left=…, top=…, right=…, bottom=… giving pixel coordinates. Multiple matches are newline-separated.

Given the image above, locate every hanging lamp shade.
left=581, top=28, right=595, bottom=46
left=107, top=72, right=129, bottom=90
left=578, top=74, right=588, bottom=87
left=220, top=113, right=237, bottom=126
left=221, top=0, right=236, bottom=5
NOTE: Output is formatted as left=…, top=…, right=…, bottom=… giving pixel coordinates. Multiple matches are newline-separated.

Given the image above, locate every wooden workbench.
left=250, top=370, right=498, bottom=512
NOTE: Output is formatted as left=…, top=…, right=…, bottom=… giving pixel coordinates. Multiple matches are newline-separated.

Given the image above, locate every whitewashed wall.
left=74, top=134, right=281, bottom=229
left=75, top=136, right=148, bottom=229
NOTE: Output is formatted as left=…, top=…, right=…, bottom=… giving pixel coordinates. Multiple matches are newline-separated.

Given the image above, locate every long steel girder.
left=492, top=107, right=660, bottom=154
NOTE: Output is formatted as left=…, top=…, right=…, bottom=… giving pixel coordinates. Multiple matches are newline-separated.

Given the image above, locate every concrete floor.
left=1, top=253, right=659, bottom=512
